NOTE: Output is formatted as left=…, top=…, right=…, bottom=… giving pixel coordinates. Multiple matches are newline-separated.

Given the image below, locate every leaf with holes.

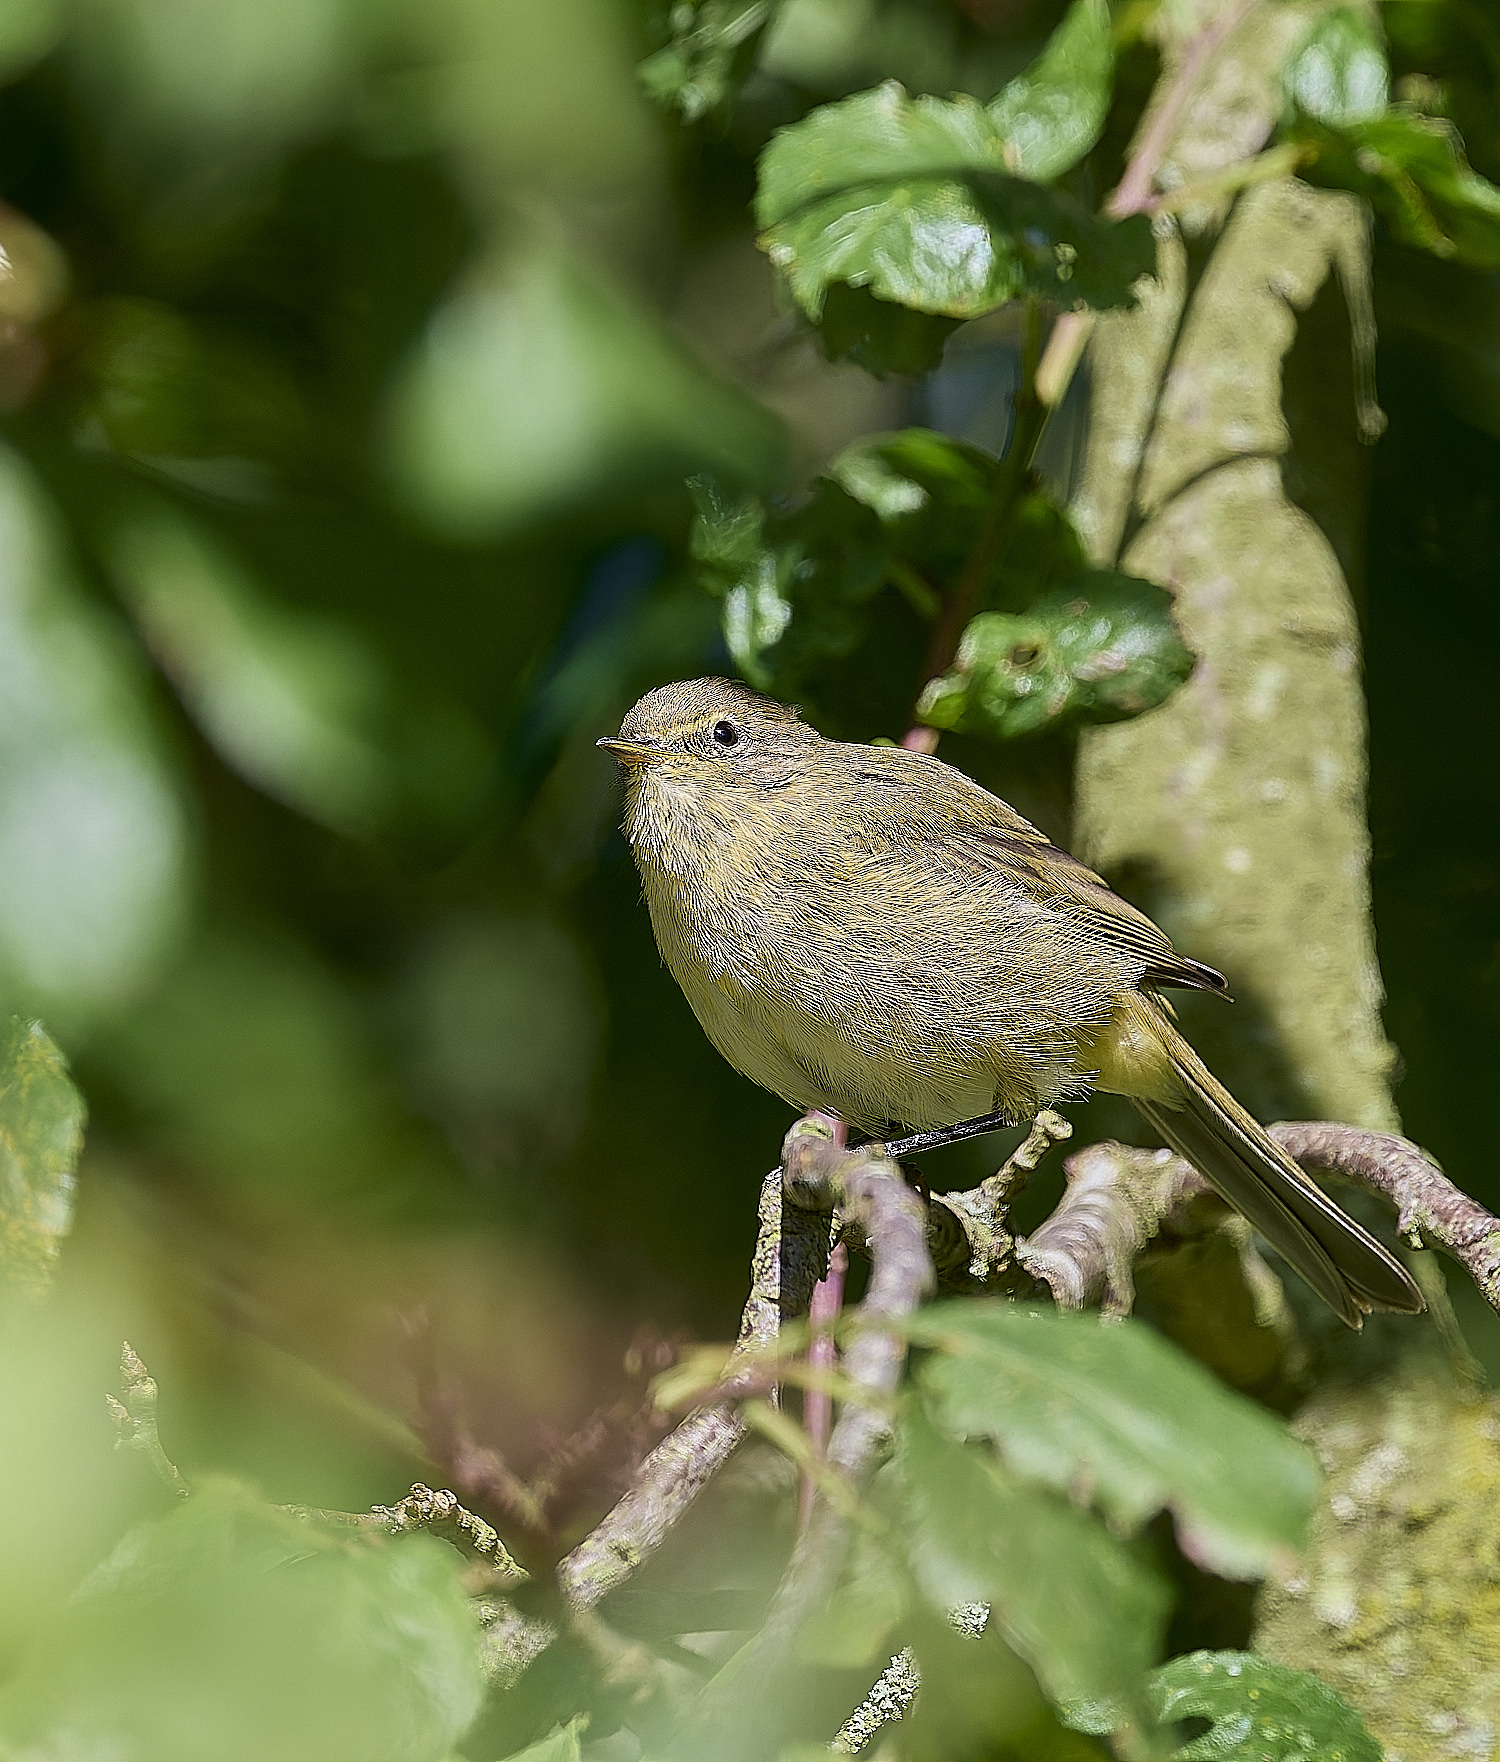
left=904, top=1303, right=1319, bottom=1579
left=1063, top=1651, right=1381, bottom=1760
left=917, top=571, right=1193, bottom=740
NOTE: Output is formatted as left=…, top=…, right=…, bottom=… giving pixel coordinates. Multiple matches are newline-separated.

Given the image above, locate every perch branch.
left=931, top=1108, right=1074, bottom=1278
left=1016, top=1121, right=1500, bottom=1319
left=673, top=1130, right=933, bottom=1758
left=556, top=1167, right=831, bottom=1614
left=1274, top=1122, right=1500, bottom=1313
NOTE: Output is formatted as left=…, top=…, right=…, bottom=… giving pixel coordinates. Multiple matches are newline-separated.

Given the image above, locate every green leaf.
left=387, top=239, right=784, bottom=539
left=493, top=1720, right=587, bottom=1762
left=761, top=126, right=1153, bottom=320
left=1064, top=1651, right=1381, bottom=1760
left=1289, top=107, right=1500, bottom=269
left=905, top=1302, right=1320, bottom=1580
left=916, top=571, right=1194, bottom=740
left=898, top=1403, right=1166, bottom=1721
left=0, top=446, right=190, bottom=1032
left=799, top=1523, right=907, bottom=1669
left=815, top=283, right=962, bottom=377
left=1282, top=7, right=1389, bottom=127
left=638, top=0, right=780, bottom=121
left=0, top=1019, right=82, bottom=1300
left=755, top=0, right=1144, bottom=325
left=687, top=474, right=888, bottom=697
left=986, top=0, right=1114, bottom=183
left=0, top=1481, right=484, bottom=1762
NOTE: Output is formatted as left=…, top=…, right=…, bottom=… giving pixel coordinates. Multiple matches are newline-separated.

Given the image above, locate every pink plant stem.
left=798, top=1240, right=848, bottom=1534
left=1107, top=0, right=1259, bottom=219
left=797, top=1109, right=849, bottom=1534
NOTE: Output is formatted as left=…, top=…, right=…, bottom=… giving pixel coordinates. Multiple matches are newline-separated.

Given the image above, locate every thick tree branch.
left=1016, top=1122, right=1499, bottom=1319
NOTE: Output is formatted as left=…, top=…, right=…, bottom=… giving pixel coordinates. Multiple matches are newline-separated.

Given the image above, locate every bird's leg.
left=881, top=1108, right=1017, bottom=1161
left=793, top=1110, right=847, bottom=1534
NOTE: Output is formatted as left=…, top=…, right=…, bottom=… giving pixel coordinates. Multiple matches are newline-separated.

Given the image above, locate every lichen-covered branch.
left=1273, top=1121, right=1500, bottom=1313
left=1015, top=1121, right=1500, bottom=1320
left=931, top=1108, right=1074, bottom=1278
left=292, top=1482, right=527, bottom=1580
left=556, top=1167, right=831, bottom=1615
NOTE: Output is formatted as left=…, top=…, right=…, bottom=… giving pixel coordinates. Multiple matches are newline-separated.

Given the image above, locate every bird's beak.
left=596, top=736, right=659, bottom=766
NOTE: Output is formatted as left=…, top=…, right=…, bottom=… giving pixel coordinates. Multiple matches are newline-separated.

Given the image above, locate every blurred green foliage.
left=0, top=0, right=1491, bottom=1753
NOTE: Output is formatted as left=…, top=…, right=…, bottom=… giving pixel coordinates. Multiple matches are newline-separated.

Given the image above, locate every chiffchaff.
left=600, top=678, right=1421, bottom=1327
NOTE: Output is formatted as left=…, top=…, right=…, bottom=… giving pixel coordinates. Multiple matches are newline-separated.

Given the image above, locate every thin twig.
left=902, top=301, right=1049, bottom=750
left=556, top=1169, right=831, bottom=1615
left=106, top=1342, right=189, bottom=1499
left=1028, top=0, right=1264, bottom=424
left=800, top=1239, right=848, bottom=1534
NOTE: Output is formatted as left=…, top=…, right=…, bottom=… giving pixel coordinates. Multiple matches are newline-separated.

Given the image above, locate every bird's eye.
left=712, top=720, right=739, bottom=748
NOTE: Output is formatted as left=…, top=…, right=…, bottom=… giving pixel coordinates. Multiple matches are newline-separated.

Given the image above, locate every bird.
left=599, top=677, right=1423, bottom=1327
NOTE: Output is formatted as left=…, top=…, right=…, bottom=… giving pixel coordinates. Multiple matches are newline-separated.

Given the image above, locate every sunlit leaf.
left=760, top=120, right=1153, bottom=320
left=755, top=0, right=1144, bottom=325
left=1063, top=1651, right=1381, bottom=1759
left=0, top=1018, right=82, bottom=1300
left=986, top=0, right=1114, bottom=183
left=916, top=572, right=1193, bottom=739
left=0, top=1481, right=484, bottom=1762
left=905, top=1303, right=1319, bottom=1580
left=1282, top=7, right=1389, bottom=127
left=0, top=447, right=189, bottom=1031
left=898, top=1403, right=1166, bottom=1723
left=111, top=505, right=393, bottom=835
left=387, top=240, right=784, bottom=540
left=639, top=0, right=780, bottom=120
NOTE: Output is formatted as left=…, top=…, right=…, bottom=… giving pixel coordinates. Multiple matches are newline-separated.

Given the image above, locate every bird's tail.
left=1133, top=1017, right=1424, bottom=1328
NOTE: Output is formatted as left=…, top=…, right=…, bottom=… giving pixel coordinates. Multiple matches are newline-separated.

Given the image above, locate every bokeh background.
left=0, top=0, right=1494, bottom=1582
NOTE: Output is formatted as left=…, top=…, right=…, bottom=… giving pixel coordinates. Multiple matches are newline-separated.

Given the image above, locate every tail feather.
left=1136, top=1026, right=1424, bottom=1328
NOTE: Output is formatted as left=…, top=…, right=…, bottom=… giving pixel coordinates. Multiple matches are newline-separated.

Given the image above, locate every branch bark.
left=1017, top=1121, right=1500, bottom=1320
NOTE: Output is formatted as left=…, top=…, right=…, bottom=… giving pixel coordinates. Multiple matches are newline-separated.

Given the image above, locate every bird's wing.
left=844, top=744, right=1227, bottom=995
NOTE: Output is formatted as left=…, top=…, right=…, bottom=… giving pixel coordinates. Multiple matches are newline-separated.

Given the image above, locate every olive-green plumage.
left=601, top=678, right=1422, bottom=1328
